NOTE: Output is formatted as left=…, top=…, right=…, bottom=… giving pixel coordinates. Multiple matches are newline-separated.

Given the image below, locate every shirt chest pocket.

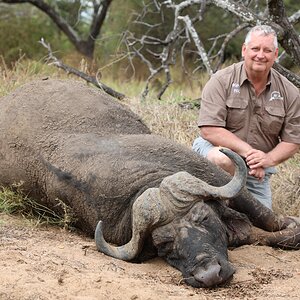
left=261, top=105, right=285, bottom=135
left=226, top=97, right=248, bottom=130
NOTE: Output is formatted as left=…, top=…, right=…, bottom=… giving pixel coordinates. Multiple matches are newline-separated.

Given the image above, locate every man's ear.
left=241, top=43, right=247, bottom=58
left=151, top=222, right=176, bottom=257
left=274, top=47, right=279, bottom=59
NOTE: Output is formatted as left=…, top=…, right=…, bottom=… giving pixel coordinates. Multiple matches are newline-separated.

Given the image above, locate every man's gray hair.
left=245, top=25, right=278, bottom=49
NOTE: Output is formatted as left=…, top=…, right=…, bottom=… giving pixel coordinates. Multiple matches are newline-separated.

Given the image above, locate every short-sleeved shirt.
left=198, top=61, right=300, bottom=153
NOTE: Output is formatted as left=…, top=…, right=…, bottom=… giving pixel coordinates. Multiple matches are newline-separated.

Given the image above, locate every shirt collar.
left=241, top=61, right=272, bottom=87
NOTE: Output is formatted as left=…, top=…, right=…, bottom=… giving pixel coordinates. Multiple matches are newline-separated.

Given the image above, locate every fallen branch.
left=39, top=38, right=126, bottom=100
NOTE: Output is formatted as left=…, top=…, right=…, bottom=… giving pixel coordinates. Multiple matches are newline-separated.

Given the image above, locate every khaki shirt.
left=198, top=61, right=300, bottom=153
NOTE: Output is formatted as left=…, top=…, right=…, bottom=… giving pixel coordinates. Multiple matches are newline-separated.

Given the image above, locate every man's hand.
left=248, top=166, right=265, bottom=181
left=245, top=149, right=272, bottom=169
left=244, top=149, right=269, bottom=181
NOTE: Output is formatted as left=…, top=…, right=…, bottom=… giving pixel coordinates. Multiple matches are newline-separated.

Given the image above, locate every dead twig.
left=39, top=38, right=126, bottom=100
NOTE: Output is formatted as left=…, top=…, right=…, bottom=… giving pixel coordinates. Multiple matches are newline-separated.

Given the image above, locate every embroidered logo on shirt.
left=232, top=83, right=240, bottom=94
left=269, top=91, right=283, bottom=101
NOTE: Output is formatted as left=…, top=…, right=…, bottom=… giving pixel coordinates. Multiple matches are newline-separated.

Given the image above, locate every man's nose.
left=257, top=49, right=265, bottom=58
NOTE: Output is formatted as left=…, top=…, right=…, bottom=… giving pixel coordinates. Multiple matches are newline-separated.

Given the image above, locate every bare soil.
left=1, top=213, right=299, bottom=300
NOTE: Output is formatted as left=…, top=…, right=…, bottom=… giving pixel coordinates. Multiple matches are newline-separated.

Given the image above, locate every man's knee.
left=207, top=148, right=235, bottom=175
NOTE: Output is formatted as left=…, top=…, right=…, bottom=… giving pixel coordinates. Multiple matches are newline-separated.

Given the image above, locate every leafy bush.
left=0, top=4, right=72, bottom=65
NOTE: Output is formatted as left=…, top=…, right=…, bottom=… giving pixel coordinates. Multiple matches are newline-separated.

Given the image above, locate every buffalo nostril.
left=193, top=264, right=222, bottom=287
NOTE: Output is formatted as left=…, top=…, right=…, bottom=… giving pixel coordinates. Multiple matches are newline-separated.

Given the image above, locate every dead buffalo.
left=0, top=79, right=299, bottom=288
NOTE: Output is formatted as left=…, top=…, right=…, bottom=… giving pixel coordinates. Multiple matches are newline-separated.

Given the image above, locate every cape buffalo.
left=0, top=79, right=299, bottom=288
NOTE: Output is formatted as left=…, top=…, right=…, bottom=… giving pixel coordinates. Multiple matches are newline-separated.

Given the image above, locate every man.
left=193, top=25, right=300, bottom=209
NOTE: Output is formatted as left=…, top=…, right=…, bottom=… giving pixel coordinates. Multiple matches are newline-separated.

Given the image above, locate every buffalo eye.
left=191, top=212, right=210, bottom=226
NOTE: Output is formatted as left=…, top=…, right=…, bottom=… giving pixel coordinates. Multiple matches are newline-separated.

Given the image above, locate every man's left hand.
left=245, top=149, right=272, bottom=169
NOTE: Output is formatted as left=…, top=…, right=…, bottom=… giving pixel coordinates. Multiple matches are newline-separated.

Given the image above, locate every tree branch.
left=2, top=0, right=81, bottom=46
left=213, top=23, right=249, bottom=71
left=87, top=0, right=113, bottom=54
left=178, top=15, right=213, bottom=75
left=1, top=0, right=113, bottom=58
left=289, top=10, right=300, bottom=25
left=210, top=0, right=260, bottom=24
left=273, top=62, right=300, bottom=88
left=39, top=38, right=125, bottom=100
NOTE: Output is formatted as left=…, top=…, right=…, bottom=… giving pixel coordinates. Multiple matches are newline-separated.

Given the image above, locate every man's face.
left=242, top=32, right=278, bottom=76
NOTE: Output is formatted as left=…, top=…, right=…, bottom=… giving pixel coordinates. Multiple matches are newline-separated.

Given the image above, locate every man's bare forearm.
left=265, top=142, right=299, bottom=167
left=200, top=126, right=252, bottom=157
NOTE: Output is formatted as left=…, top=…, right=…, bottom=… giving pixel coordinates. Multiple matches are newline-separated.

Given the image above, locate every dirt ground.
left=1, top=213, right=300, bottom=300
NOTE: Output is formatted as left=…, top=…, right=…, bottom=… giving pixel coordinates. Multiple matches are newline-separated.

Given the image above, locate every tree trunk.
left=268, top=0, right=300, bottom=65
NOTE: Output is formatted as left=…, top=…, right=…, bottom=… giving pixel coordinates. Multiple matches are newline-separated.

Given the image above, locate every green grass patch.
left=0, top=182, right=76, bottom=229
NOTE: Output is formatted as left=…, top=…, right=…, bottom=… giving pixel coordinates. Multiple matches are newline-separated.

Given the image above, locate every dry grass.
left=271, top=153, right=300, bottom=216
left=0, top=56, right=62, bottom=96
left=126, top=96, right=199, bottom=147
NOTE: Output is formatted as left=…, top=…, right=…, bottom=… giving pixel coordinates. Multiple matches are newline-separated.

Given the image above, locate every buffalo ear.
left=219, top=205, right=252, bottom=246
left=151, top=222, right=176, bottom=257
